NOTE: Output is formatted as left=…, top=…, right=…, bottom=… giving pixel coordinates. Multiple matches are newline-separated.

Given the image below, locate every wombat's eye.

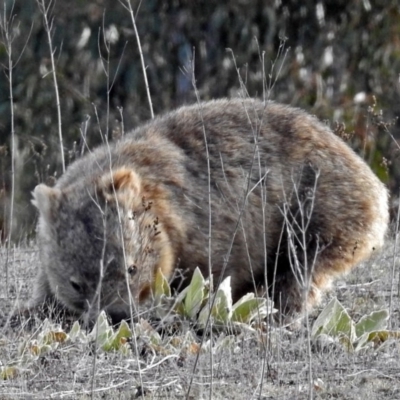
left=127, top=265, right=137, bottom=276
left=70, top=278, right=83, bottom=293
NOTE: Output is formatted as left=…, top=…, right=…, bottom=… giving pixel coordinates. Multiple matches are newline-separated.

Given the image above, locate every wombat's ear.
left=31, top=184, right=61, bottom=223
left=99, top=167, right=141, bottom=202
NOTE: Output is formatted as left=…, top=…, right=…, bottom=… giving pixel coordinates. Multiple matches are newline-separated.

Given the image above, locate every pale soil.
left=0, top=238, right=399, bottom=400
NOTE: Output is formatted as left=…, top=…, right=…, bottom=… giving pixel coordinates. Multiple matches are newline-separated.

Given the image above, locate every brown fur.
left=30, top=98, right=389, bottom=324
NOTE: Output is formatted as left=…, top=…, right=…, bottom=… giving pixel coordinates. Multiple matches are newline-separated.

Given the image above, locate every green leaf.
left=184, top=267, right=207, bottom=319
left=69, top=321, right=86, bottom=342
left=36, top=344, right=53, bottom=356
left=42, top=330, right=68, bottom=345
left=0, top=366, right=19, bottom=380
left=197, top=276, right=233, bottom=328
left=173, top=285, right=189, bottom=309
left=355, top=309, right=389, bottom=338
left=153, top=268, right=171, bottom=304
left=89, top=311, right=113, bottom=346
left=116, top=320, right=132, bottom=340
left=197, top=301, right=211, bottom=329
left=367, top=330, right=400, bottom=344
left=311, top=297, right=355, bottom=342
left=174, top=296, right=187, bottom=316
left=355, top=330, right=400, bottom=351
left=211, top=276, right=233, bottom=324
left=231, top=293, right=267, bottom=323
left=103, top=320, right=133, bottom=352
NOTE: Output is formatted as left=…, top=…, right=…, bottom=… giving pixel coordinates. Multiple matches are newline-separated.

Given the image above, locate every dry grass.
left=0, top=236, right=399, bottom=400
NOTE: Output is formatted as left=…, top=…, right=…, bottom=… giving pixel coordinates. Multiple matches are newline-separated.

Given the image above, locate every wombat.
left=30, top=98, right=389, bottom=324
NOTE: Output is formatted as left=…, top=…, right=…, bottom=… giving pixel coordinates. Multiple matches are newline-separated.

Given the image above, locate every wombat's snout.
left=82, top=308, right=123, bottom=328
left=84, top=298, right=138, bottom=326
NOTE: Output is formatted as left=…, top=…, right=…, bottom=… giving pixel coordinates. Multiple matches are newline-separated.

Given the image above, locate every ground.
left=0, top=238, right=399, bottom=400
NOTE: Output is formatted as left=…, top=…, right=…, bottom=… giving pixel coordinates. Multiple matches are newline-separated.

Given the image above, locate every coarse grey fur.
left=30, top=98, right=389, bottom=324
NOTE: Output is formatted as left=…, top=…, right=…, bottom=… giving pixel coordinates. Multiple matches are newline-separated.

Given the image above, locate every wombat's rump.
left=31, top=98, right=389, bottom=324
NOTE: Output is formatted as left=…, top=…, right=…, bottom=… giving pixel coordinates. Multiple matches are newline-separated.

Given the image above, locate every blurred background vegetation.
left=0, top=0, right=399, bottom=241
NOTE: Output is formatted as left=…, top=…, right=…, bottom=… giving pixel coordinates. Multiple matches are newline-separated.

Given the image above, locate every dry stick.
left=254, top=37, right=266, bottom=105
left=187, top=50, right=214, bottom=400
left=97, top=16, right=127, bottom=140
left=0, top=2, right=15, bottom=259
left=87, top=199, right=108, bottom=400
left=291, top=171, right=320, bottom=400
left=3, top=14, right=14, bottom=250
left=89, top=104, right=145, bottom=398
left=247, top=116, right=275, bottom=396
left=390, top=192, right=400, bottom=328
left=93, top=100, right=145, bottom=397
left=80, top=116, right=91, bottom=156
left=231, top=41, right=295, bottom=396
left=99, top=14, right=111, bottom=140
left=112, top=5, right=152, bottom=395
left=254, top=40, right=290, bottom=397
left=229, top=46, right=273, bottom=397
left=120, top=0, right=154, bottom=119
left=38, top=0, right=65, bottom=173
left=186, top=50, right=271, bottom=399
left=271, top=43, right=289, bottom=97
left=104, top=136, right=145, bottom=399
left=1, top=1, right=32, bottom=294
left=95, top=18, right=144, bottom=394
left=368, top=108, right=400, bottom=324
left=117, top=106, right=125, bottom=136
left=254, top=154, right=272, bottom=394
left=261, top=49, right=266, bottom=104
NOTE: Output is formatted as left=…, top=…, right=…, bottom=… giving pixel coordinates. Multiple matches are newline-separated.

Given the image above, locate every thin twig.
left=120, top=0, right=154, bottom=119
left=186, top=49, right=214, bottom=400
left=0, top=0, right=32, bottom=289
left=103, top=136, right=145, bottom=400
left=390, top=192, right=400, bottom=327
left=97, top=20, right=128, bottom=139
left=37, top=0, right=65, bottom=173
left=1, top=2, right=15, bottom=246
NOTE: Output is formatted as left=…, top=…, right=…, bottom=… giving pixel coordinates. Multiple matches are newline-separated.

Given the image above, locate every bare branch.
left=37, top=0, right=65, bottom=173
left=120, top=0, right=154, bottom=119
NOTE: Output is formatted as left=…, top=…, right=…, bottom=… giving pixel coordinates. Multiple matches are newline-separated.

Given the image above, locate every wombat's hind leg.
left=268, top=164, right=324, bottom=324
left=267, top=227, right=321, bottom=325
left=267, top=253, right=311, bottom=324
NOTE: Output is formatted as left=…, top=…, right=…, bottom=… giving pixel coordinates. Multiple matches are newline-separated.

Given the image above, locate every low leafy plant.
left=1, top=269, right=272, bottom=380
left=1, top=319, right=69, bottom=380
left=311, top=297, right=400, bottom=352
left=154, top=267, right=274, bottom=331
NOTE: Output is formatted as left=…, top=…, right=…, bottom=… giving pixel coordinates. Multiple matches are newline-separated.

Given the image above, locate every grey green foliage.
left=154, top=267, right=273, bottom=330
left=311, top=297, right=400, bottom=352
